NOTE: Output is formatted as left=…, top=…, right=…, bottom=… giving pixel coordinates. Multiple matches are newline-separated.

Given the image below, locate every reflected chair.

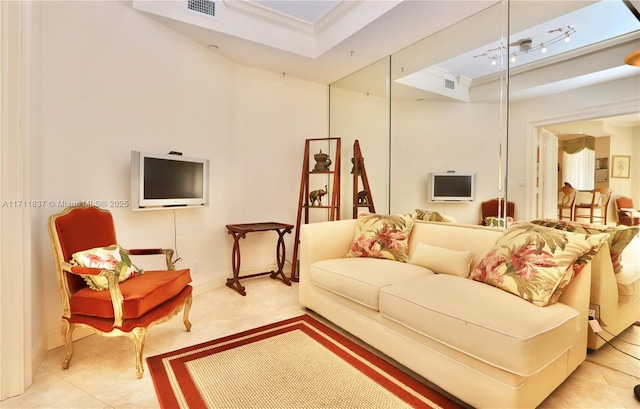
left=557, top=186, right=578, bottom=221
left=480, top=198, right=515, bottom=225
left=48, top=205, right=193, bottom=378
left=614, top=196, right=640, bottom=226
left=575, top=187, right=612, bottom=224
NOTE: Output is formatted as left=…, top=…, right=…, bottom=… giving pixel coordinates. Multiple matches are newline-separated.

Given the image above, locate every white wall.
left=606, top=123, right=638, bottom=204
left=329, top=86, right=390, bottom=219
left=390, top=99, right=501, bottom=224
left=29, top=0, right=327, bottom=365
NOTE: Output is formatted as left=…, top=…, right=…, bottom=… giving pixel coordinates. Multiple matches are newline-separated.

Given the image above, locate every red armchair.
left=480, top=198, right=515, bottom=226
left=48, top=205, right=193, bottom=378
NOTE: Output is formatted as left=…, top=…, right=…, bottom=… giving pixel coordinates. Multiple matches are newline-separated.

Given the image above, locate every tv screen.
left=131, top=151, right=210, bottom=210
left=143, top=158, right=204, bottom=200
left=429, top=173, right=475, bottom=202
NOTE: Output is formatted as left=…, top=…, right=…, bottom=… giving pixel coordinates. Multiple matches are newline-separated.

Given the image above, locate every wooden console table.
left=225, top=222, right=293, bottom=296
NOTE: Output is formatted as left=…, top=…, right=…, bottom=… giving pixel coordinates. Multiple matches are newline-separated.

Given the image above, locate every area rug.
left=147, top=314, right=461, bottom=409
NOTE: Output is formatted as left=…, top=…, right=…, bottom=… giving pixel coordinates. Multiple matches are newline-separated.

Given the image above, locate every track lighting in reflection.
left=474, top=25, right=574, bottom=65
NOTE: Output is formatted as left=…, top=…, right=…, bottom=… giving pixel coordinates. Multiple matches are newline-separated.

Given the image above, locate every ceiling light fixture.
left=473, top=25, right=575, bottom=65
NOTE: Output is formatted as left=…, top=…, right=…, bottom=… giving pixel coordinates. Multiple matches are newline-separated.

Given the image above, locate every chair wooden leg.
left=129, top=327, right=147, bottom=379
left=60, top=319, right=74, bottom=370
left=183, top=293, right=193, bottom=332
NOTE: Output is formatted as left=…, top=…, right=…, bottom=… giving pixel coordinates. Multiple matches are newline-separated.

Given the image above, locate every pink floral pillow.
left=71, top=245, right=143, bottom=291
left=470, top=223, right=608, bottom=306
left=530, top=219, right=639, bottom=273
left=345, top=213, right=415, bottom=262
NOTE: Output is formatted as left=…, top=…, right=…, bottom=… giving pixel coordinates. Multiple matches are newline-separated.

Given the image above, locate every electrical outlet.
left=191, top=261, right=199, bottom=274
left=588, top=308, right=596, bottom=320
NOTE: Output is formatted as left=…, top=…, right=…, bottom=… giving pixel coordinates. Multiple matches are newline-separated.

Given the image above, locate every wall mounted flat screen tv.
left=131, top=151, right=210, bottom=210
left=429, top=172, right=475, bottom=202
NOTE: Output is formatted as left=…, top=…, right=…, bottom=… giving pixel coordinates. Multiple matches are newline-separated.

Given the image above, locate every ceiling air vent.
left=444, top=78, right=455, bottom=91
left=187, top=0, right=216, bottom=19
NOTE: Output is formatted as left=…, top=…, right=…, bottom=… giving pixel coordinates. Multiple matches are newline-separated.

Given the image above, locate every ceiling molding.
left=223, top=0, right=315, bottom=35
left=314, top=1, right=363, bottom=37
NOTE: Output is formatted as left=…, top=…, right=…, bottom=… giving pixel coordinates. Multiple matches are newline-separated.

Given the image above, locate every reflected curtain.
left=562, top=136, right=595, bottom=190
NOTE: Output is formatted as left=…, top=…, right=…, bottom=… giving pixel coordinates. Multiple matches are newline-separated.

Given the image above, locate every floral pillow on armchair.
left=470, top=222, right=608, bottom=306
left=71, top=245, right=144, bottom=291
left=345, top=213, right=415, bottom=262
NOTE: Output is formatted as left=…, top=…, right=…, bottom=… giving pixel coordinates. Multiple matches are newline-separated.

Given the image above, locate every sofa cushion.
left=530, top=219, right=639, bottom=273
left=470, top=222, right=608, bottom=307
left=615, top=267, right=640, bottom=304
left=344, top=213, right=415, bottom=262
left=409, top=243, right=474, bottom=278
left=379, top=274, right=582, bottom=376
left=309, top=258, right=433, bottom=311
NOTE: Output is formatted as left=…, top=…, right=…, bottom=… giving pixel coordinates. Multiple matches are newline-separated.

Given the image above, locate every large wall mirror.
left=330, top=0, right=640, bottom=225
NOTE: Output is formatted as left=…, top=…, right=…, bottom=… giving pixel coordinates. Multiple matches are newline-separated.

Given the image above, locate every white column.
left=0, top=0, right=32, bottom=399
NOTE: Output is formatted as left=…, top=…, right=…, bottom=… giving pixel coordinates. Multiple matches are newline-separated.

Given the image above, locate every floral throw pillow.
left=71, top=245, right=144, bottom=291
left=530, top=219, right=639, bottom=273
left=415, top=209, right=450, bottom=222
left=470, top=223, right=608, bottom=307
left=345, top=213, right=415, bottom=262
left=484, top=216, right=514, bottom=228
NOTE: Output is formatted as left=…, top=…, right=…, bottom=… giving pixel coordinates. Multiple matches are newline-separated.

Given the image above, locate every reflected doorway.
left=534, top=113, right=639, bottom=224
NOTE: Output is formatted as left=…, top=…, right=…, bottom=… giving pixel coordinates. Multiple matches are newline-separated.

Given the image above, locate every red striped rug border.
left=147, top=314, right=462, bottom=409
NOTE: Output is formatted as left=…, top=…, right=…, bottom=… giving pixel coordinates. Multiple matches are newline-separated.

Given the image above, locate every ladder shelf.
left=290, top=138, right=341, bottom=281
left=352, top=140, right=376, bottom=217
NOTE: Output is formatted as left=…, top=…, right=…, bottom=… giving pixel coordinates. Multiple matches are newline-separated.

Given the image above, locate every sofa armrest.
left=299, top=219, right=357, bottom=305
left=300, top=219, right=357, bottom=264
left=588, top=242, right=619, bottom=326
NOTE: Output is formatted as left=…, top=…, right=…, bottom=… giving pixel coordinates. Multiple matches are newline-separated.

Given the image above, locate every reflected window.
left=562, top=136, right=595, bottom=190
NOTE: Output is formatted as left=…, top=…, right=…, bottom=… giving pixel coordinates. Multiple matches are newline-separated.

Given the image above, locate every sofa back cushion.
left=408, top=221, right=502, bottom=271
left=409, top=243, right=474, bottom=278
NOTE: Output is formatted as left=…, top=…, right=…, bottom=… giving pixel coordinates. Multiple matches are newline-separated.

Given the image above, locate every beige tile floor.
left=1, top=277, right=639, bottom=409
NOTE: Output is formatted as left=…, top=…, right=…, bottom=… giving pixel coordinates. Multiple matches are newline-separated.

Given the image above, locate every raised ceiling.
left=131, top=0, right=496, bottom=84
left=131, top=0, right=639, bottom=108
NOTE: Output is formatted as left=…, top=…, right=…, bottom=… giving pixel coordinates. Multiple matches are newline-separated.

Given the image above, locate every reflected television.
left=429, top=172, right=475, bottom=202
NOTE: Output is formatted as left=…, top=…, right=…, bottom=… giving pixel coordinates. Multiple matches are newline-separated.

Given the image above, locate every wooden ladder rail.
left=352, top=140, right=375, bottom=218
left=290, top=137, right=341, bottom=281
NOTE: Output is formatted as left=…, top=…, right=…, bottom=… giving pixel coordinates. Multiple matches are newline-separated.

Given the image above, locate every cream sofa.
left=299, top=219, right=606, bottom=409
